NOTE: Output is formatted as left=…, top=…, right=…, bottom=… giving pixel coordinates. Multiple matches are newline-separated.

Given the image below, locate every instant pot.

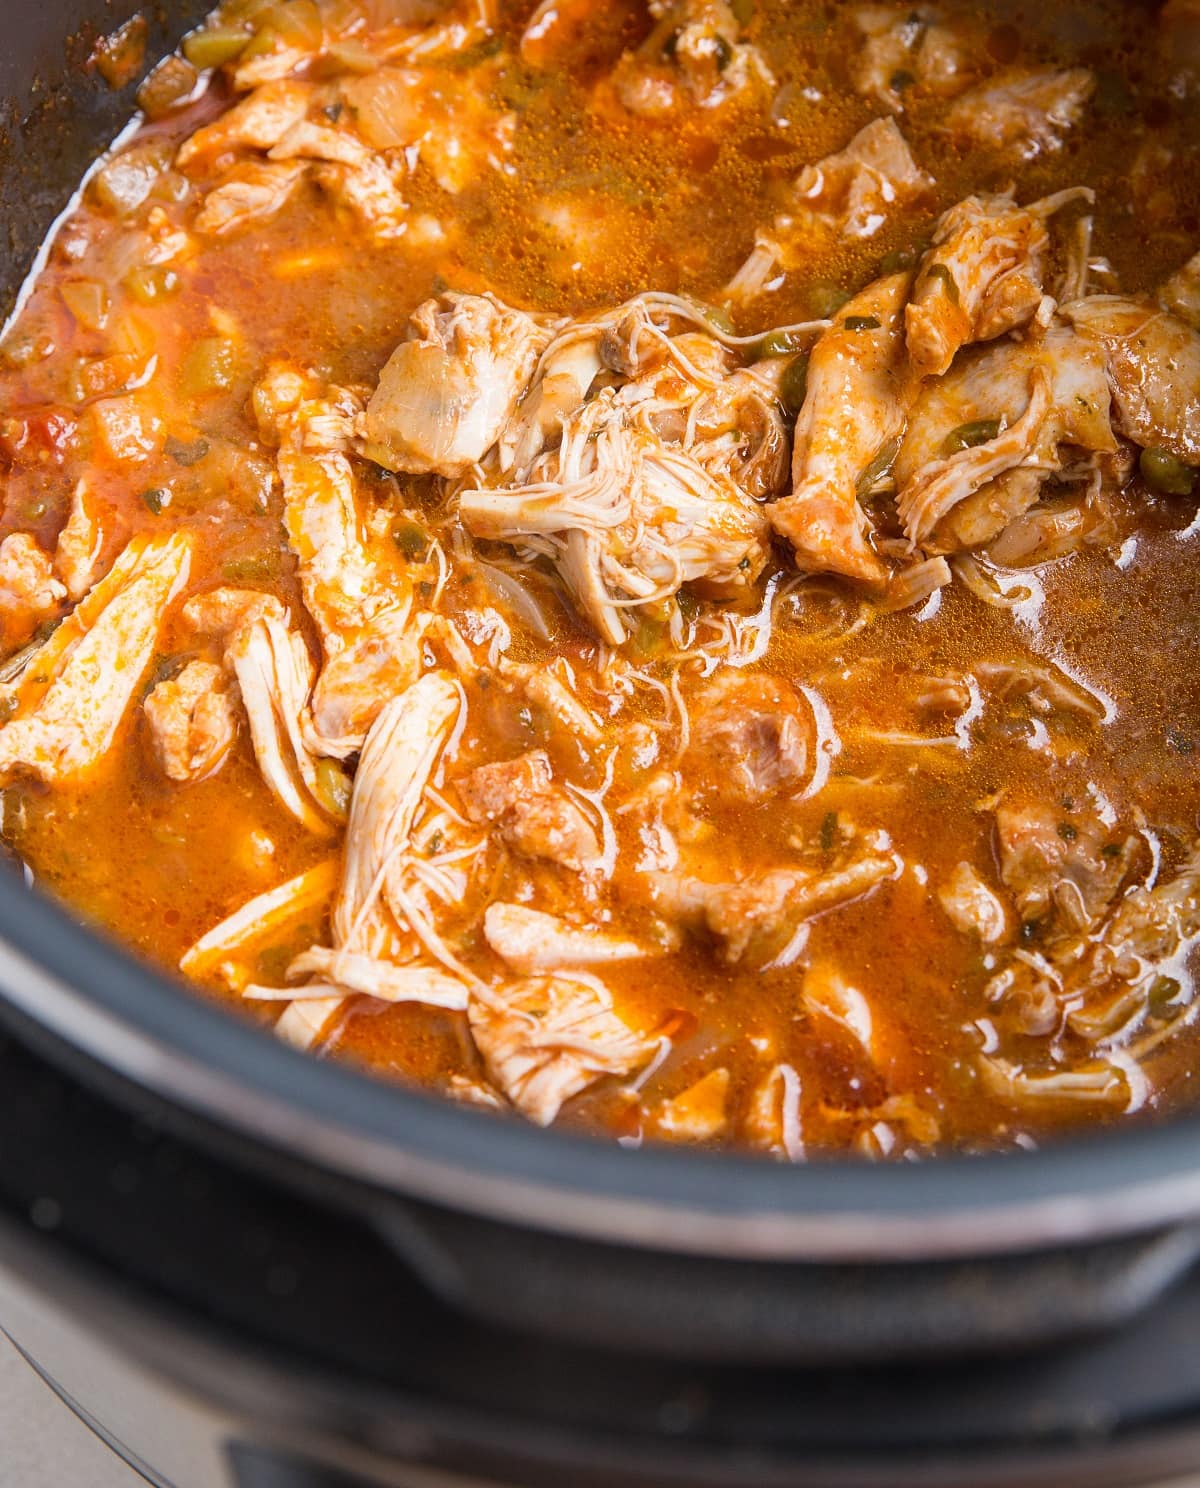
left=3, top=3, right=1200, bottom=1485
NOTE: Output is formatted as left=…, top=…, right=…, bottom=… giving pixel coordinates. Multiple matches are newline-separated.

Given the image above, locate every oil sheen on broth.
left=0, top=0, right=1198, bottom=1158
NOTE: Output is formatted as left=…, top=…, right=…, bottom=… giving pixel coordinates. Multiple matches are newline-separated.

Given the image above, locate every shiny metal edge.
left=4, top=929, right=1200, bottom=1263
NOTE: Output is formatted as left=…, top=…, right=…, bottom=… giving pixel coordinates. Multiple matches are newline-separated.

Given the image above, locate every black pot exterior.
left=2, top=0, right=1200, bottom=1388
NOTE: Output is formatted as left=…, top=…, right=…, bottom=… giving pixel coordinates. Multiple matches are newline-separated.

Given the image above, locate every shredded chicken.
left=650, top=836, right=900, bottom=962
left=194, top=160, right=308, bottom=237
left=0, top=534, right=64, bottom=653
left=938, top=861, right=1009, bottom=943
left=770, top=273, right=916, bottom=584
left=851, top=5, right=969, bottom=113
left=905, top=188, right=1091, bottom=378
left=176, top=80, right=315, bottom=168
left=995, top=800, right=1134, bottom=933
left=0, top=534, right=191, bottom=786
left=483, top=902, right=668, bottom=972
left=726, top=119, right=931, bottom=301
left=54, top=480, right=107, bottom=603
left=942, top=68, right=1095, bottom=161
left=685, top=670, right=815, bottom=802
left=469, top=972, right=657, bottom=1125
left=1064, top=296, right=1200, bottom=464
left=144, top=659, right=237, bottom=783
left=894, top=324, right=1115, bottom=551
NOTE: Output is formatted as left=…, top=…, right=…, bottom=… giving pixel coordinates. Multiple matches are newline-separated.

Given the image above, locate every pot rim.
left=3, top=872, right=1200, bottom=1262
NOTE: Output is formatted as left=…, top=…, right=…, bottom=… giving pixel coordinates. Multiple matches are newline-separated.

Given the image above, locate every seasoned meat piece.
left=612, top=0, right=772, bottom=116
left=483, top=902, right=669, bottom=973
left=1063, top=296, right=1200, bottom=464
left=652, top=1068, right=730, bottom=1141
left=306, top=609, right=425, bottom=754
left=0, top=534, right=64, bottom=653
left=995, top=800, right=1133, bottom=931
left=651, top=843, right=899, bottom=963
left=183, top=586, right=286, bottom=636
left=686, top=671, right=815, bottom=802
left=0, top=533, right=191, bottom=787
left=786, top=117, right=933, bottom=240
left=726, top=119, right=931, bottom=302
left=144, top=659, right=236, bottom=783
left=54, top=479, right=107, bottom=602
left=894, top=324, right=1115, bottom=551
left=363, top=292, right=549, bottom=476
left=943, top=68, right=1094, bottom=161
left=176, top=81, right=315, bottom=168
left=905, top=189, right=1089, bottom=378
left=457, top=750, right=601, bottom=871
left=938, top=861, right=1009, bottom=942
left=1161, top=250, right=1200, bottom=330
left=851, top=5, right=969, bottom=112
left=770, top=273, right=917, bottom=585
left=468, top=974, right=656, bottom=1125
left=278, top=446, right=379, bottom=644
left=311, top=158, right=409, bottom=241
left=194, top=160, right=308, bottom=237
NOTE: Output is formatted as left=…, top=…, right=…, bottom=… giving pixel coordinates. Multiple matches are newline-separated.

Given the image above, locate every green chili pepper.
left=943, top=418, right=1001, bottom=454
left=1140, top=446, right=1197, bottom=496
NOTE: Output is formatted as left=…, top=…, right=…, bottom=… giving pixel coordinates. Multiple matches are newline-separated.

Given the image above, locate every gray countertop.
left=0, top=1331, right=137, bottom=1488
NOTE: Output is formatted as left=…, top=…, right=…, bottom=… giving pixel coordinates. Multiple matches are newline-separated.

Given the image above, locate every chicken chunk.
left=483, top=902, right=666, bottom=973
left=726, top=119, right=931, bottom=301
left=54, top=479, right=107, bottom=602
left=1063, top=295, right=1200, bottom=465
left=1161, top=250, right=1200, bottom=331
left=685, top=671, right=815, bottom=802
left=457, top=750, right=601, bottom=871
left=650, top=841, right=899, bottom=963
left=613, top=0, right=772, bottom=116
left=851, top=4, right=969, bottom=113
left=311, top=158, right=410, bottom=242
left=194, top=160, right=308, bottom=237
left=894, top=324, right=1115, bottom=550
left=938, top=861, right=1009, bottom=942
left=363, top=293, right=549, bottom=476
left=995, top=800, right=1133, bottom=932
left=306, top=608, right=425, bottom=755
left=0, top=534, right=65, bottom=654
left=786, top=117, right=933, bottom=240
left=468, top=974, right=656, bottom=1125
left=905, top=189, right=1090, bottom=379
left=144, top=659, right=237, bottom=783
left=0, top=533, right=191, bottom=787
left=943, top=68, right=1094, bottom=161
left=176, top=81, right=315, bottom=169
left=770, top=272, right=916, bottom=584
left=278, top=447, right=380, bottom=645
